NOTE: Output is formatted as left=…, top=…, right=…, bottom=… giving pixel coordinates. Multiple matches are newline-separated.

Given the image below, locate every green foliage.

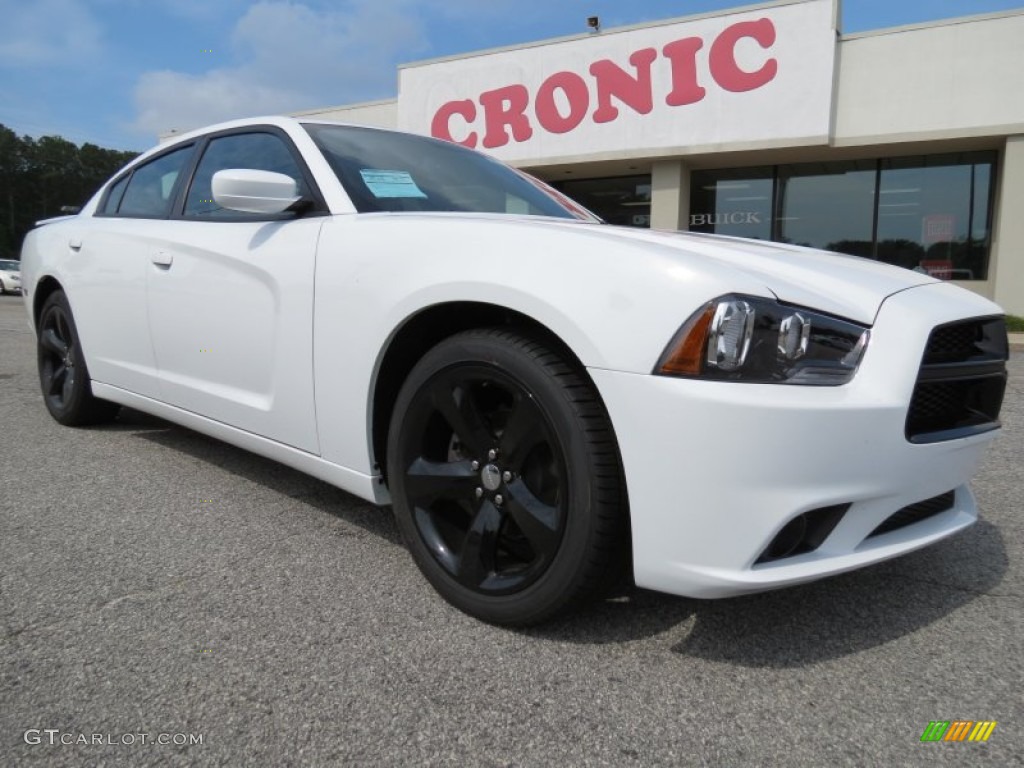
left=1006, top=315, right=1024, bottom=333
left=0, top=124, right=138, bottom=257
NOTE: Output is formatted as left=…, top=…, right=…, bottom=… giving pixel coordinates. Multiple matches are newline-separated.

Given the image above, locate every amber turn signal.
left=658, top=303, right=715, bottom=375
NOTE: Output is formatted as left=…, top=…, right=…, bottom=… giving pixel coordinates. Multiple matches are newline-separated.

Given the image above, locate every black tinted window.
left=185, top=132, right=308, bottom=218
left=119, top=145, right=192, bottom=217
left=303, top=123, right=595, bottom=220
left=102, top=175, right=129, bottom=214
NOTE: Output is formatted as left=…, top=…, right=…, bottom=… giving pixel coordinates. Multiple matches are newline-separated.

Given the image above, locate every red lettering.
left=430, top=99, right=478, bottom=148
left=479, top=85, right=533, bottom=149
left=663, top=37, right=706, bottom=106
left=432, top=19, right=782, bottom=145
left=709, top=18, right=778, bottom=93
left=535, top=72, right=590, bottom=134
left=589, top=48, right=657, bottom=123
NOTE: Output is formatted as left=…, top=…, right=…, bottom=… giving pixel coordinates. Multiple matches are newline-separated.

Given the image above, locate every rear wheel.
left=387, top=328, right=627, bottom=625
left=37, top=290, right=119, bottom=426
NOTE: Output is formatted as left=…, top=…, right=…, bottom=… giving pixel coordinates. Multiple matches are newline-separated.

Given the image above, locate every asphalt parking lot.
left=1, top=293, right=1021, bottom=767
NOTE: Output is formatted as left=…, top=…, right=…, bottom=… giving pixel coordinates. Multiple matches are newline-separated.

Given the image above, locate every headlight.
left=656, top=295, right=870, bottom=386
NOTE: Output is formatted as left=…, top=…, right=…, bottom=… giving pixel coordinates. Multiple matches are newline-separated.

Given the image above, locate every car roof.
left=136, top=116, right=398, bottom=173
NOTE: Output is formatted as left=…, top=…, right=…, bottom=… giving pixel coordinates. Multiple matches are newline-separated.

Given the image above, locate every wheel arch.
left=370, top=301, right=617, bottom=485
left=32, top=275, right=65, bottom=328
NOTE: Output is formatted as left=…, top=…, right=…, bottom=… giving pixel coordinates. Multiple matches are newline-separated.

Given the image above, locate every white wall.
left=293, top=100, right=398, bottom=130
left=834, top=12, right=1024, bottom=146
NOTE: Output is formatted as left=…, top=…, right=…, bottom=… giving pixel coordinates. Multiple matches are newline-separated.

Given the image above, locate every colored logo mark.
left=920, top=721, right=997, bottom=742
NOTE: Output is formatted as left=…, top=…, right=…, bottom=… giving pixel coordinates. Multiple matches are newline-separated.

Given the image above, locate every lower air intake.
left=868, top=490, right=956, bottom=538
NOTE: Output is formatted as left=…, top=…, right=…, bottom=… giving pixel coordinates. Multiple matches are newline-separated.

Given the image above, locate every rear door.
left=68, top=142, right=196, bottom=399
left=145, top=128, right=326, bottom=453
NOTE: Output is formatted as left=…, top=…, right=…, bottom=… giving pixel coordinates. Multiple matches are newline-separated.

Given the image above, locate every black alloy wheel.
left=387, top=328, right=627, bottom=625
left=37, top=290, right=119, bottom=426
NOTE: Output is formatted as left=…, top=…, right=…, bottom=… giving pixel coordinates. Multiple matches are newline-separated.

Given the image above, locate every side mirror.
left=211, top=169, right=301, bottom=214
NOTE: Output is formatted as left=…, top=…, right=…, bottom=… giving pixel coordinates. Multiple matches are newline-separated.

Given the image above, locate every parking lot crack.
left=0, top=574, right=210, bottom=647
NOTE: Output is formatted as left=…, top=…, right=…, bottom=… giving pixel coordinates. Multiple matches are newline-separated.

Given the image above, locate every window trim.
left=94, top=142, right=197, bottom=220
left=175, top=125, right=328, bottom=223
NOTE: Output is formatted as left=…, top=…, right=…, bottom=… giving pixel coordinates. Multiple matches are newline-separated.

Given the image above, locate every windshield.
left=303, top=123, right=597, bottom=221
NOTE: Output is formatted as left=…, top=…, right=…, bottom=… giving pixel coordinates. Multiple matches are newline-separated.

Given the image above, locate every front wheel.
left=37, top=290, right=119, bottom=426
left=387, top=328, right=628, bottom=625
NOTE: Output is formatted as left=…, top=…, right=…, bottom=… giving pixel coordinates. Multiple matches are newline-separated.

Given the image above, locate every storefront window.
left=555, top=175, right=651, bottom=227
left=776, top=160, right=876, bottom=257
left=688, top=152, right=996, bottom=280
left=876, top=153, right=993, bottom=280
left=690, top=167, right=772, bottom=240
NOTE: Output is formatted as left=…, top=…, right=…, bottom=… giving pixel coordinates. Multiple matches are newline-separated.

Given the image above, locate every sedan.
left=0, top=259, right=21, bottom=294
left=19, top=117, right=1009, bottom=624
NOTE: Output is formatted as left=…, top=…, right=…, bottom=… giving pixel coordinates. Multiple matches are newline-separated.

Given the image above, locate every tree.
left=0, top=123, right=138, bottom=257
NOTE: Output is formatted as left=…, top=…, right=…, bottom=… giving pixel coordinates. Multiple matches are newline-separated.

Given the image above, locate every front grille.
left=905, top=317, right=1008, bottom=443
left=869, top=490, right=956, bottom=537
left=923, top=323, right=987, bottom=364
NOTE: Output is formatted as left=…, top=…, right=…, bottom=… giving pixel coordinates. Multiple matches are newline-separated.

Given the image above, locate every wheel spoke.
left=62, top=368, right=75, bottom=404
left=456, top=500, right=502, bottom=587
left=499, top=393, right=546, bottom=468
left=40, top=328, right=68, bottom=357
left=45, top=363, right=66, bottom=396
left=504, top=479, right=561, bottom=561
left=404, top=457, right=478, bottom=506
left=431, top=382, right=492, bottom=456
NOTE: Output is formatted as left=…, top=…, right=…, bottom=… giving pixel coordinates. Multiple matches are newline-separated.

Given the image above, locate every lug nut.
left=475, top=487, right=483, bottom=498
left=471, top=460, right=480, bottom=471
left=488, top=449, right=498, bottom=461
left=494, top=494, right=504, bottom=506
left=502, top=471, right=512, bottom=483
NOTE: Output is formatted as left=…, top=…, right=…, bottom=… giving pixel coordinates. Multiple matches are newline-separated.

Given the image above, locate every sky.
left=1, top=0, right=1021, bottom=151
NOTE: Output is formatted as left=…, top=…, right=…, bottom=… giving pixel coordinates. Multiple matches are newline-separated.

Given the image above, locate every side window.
left=101, top=175, right=129, bottom=214
left=118, top=145, right=193, bottom=218
left=184, top=132, right=309, bottom=219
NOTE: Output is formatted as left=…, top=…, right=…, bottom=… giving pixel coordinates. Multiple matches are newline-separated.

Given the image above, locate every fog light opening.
left=764, top=515, right=807, bottom=561
left=755, top=503, right=850, bottom=565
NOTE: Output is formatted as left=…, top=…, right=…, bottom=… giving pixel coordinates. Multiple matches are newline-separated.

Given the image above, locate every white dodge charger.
left=20, top=117, right=1010, bottom=624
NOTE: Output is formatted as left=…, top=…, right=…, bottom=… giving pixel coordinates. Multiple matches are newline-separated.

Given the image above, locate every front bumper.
left=591, top=282, right=1004, bottom=598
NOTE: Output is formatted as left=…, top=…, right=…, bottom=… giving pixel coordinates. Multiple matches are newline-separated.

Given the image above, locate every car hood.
left=577, top=225, right=936, bottom=326
left=372, top=213, right=938, bottom=326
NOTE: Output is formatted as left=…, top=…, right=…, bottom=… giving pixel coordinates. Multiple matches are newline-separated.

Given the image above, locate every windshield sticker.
left=359, top=169, right=427, bottom=199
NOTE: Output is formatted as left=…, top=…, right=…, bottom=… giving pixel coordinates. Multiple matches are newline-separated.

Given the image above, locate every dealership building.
left=289, top=0, right=1024, bottom=314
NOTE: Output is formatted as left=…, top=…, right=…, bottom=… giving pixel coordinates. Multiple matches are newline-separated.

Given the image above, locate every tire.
left=387, top=328, right=628, bottom=625
left=37, top=290, right=120, bottom=426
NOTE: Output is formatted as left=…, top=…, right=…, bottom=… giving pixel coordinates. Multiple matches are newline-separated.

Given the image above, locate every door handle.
left=151, top=251, right=173, bottom=268
left=69, top=237, right=82, bottom=251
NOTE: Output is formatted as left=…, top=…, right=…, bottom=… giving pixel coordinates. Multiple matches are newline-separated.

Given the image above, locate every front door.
left=145, top=130, right=324, bottom=454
